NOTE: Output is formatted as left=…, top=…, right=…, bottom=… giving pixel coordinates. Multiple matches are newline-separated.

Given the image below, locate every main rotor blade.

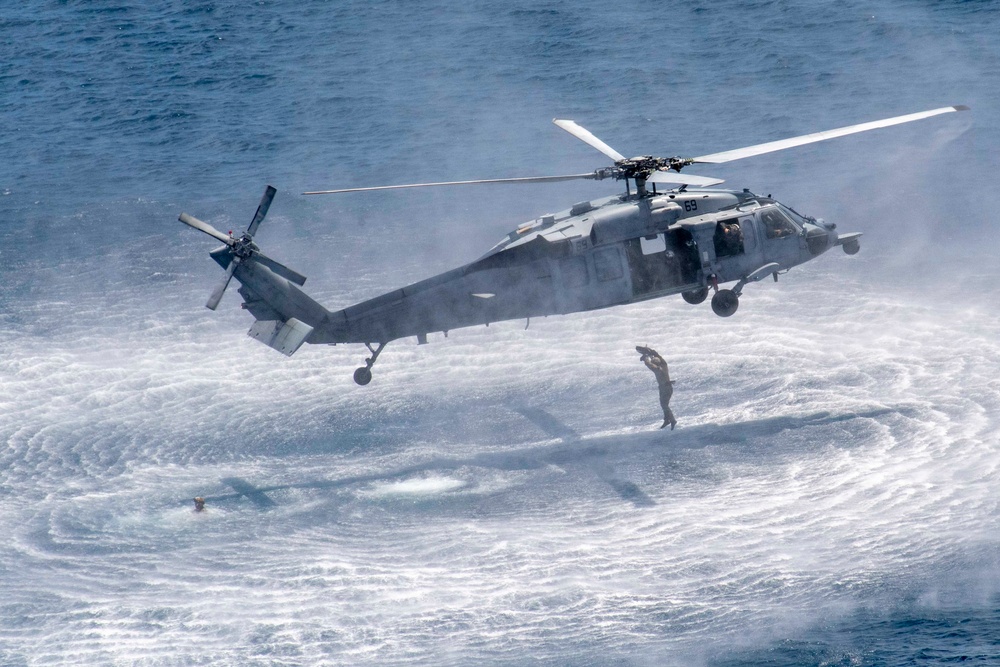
left=206, top=258, right=239, bottom=310
left=303, top=173, right=601, bottom=195
left=691, top=105, right=969, bottom=165
left=253, top=252, right=307, bottom=286
left=552, top=119, right=627, bottom=162
left=647, top=171, right=725, bottom=187
left=246, top=185, right=277, bottom=237
left=179, top=213, right=234, bottom=245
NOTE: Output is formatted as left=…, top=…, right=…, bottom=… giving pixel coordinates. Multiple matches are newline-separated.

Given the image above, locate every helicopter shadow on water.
left=196, top=405, right=909, bottom=511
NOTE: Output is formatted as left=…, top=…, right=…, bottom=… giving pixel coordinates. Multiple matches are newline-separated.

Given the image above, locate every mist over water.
left=3, top=1, right=1000, bottom=664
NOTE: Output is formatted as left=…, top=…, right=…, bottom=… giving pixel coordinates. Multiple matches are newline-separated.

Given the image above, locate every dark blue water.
left=3, top=1, right=1000, bottom=665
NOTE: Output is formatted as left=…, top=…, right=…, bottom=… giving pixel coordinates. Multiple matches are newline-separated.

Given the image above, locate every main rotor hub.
left=613, top=156, right=692, bottom=181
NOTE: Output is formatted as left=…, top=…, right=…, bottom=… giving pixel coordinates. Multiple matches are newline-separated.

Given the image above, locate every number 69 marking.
left=684, top=200, right=698, bottom=212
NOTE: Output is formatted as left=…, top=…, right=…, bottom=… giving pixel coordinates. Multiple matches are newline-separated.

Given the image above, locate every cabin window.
left=760, top=208, right=798, bottom=239
left=639, top=233, right=667, bottom=255
left=713, top=219, right=744, bottom=257
left=594, top=247, right=623, bottom=282
left=560, top=256, right=588, bottom=288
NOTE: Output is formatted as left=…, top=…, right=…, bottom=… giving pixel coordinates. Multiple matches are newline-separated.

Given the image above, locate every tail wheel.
left=711, top=289, right=739, bottom=317
left=353, top=367, right=373, bottom=385
left=352, top=342, right=387, bottom=385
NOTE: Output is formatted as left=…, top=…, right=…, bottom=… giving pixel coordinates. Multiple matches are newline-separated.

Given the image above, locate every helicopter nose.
left=804, top=223, right=833, bottom=256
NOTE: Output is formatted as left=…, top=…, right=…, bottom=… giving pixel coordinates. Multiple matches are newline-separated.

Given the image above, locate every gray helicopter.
left=179, top=105, right=967, bottom=385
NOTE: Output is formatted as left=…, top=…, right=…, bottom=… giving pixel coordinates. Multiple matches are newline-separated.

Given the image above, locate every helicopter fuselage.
left=226, top=188, right=853, bottom=354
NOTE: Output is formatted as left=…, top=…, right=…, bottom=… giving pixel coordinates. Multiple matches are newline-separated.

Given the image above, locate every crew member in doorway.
left=193, top=497, right=206, bottom=512
left=637, top=346, right=677, bottom=430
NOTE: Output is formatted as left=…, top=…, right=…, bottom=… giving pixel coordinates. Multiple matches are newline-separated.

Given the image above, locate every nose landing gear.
left=354, top=342, right=387, bottom=385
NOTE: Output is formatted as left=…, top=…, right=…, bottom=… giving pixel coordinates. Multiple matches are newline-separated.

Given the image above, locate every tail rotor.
left=179, top=185, right=305, bottom=310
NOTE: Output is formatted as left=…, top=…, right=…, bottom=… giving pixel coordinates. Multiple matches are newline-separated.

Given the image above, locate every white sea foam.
left=3, top=250, right=999, bottom=664
left=365, top=476, right=468, bottom=497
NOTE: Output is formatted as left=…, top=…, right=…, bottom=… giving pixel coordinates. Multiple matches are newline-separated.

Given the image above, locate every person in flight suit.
left=637, top=346, right=677, bottom=430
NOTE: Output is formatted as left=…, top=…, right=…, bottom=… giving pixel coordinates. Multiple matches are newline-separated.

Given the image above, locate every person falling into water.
left=637, top=345, right=677, bottom=430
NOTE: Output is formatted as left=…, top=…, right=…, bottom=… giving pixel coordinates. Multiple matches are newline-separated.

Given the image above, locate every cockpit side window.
left=760, top=208, right=798, bottom=239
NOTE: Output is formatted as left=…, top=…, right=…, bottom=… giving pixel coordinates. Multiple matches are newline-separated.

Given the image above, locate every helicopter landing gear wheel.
left=353, top=367, right=372, bottom=385
left=711, top=289, right=739, bottom=317
left=682, top=287, right=709, bottom=305
left=842, top=240, right=860, bottom=255
left=353, top=341, right=387, bottom=386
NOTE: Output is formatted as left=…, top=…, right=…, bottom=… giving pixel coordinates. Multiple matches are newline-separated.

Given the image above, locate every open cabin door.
left=623, top=229, right=700, bottom=297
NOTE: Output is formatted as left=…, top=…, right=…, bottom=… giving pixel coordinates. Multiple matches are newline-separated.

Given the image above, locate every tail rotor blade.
left=179, top=213, right=234, bottom=245
left=246, top=185, right=277, bottom=237
left=254, top=252, right=307, bottom=286
left=206, top=258, right=239, bottom=310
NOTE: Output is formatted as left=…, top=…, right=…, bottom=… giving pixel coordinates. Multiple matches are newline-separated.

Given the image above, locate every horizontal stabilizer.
left=248, top=317, right=313, bottom=356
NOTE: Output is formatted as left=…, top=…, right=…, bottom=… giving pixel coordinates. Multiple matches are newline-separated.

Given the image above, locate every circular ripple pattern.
left=2, top=252, right=1000, bottom=664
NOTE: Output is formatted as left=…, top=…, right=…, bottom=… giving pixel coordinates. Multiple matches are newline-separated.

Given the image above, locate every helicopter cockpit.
left=759, top=206, right=800, bottom=239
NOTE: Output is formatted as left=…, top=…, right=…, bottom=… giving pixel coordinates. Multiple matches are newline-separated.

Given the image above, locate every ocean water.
left=2, top=1, right=1000, bottom=665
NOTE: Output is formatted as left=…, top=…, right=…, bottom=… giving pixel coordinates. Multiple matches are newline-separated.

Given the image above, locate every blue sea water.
left=3, top=1, right=1000, bottom=665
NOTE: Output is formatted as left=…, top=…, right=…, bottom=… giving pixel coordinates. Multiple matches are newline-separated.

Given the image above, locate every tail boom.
left=213, top=250, right=330, bottom=356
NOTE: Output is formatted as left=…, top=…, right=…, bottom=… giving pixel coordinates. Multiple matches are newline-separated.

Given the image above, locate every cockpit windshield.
left=777, top=203, right=809, bottom=226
